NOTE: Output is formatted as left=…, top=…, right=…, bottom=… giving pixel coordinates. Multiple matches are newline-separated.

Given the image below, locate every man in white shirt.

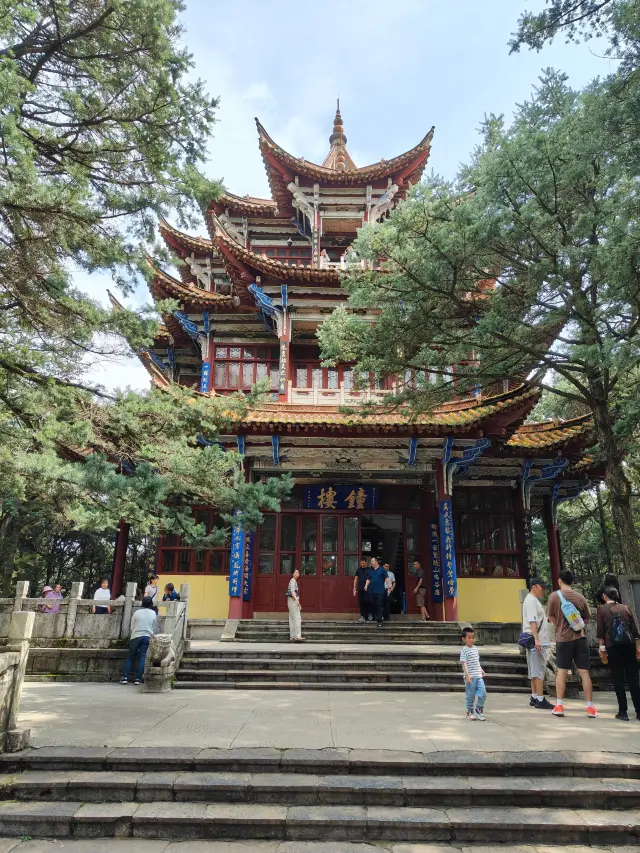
left=522, top=578, right=553, bottom=710
left=92, top=578, right=112, bottom=614
left=383, top=562, right=396, bottom=622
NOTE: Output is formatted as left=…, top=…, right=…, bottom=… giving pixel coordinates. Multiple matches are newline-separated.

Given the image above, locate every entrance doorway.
left=252, top=508, right=422, bottom=614
left=361, top=514, right=405, bottom=614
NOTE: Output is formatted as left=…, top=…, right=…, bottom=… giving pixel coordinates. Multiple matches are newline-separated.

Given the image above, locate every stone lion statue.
left=148, top=634, right=176, bottom=669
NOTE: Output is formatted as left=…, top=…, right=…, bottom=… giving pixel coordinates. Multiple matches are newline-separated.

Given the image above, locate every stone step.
left=176, top=669, right=528, bottom=685
left=232, top=635, right=473, bottom=645
left=5, top=770, right=640, bottom=810
left=0, top=844, right=613, bottom=853
left=173, top=680, right=531, bottom=692
left=180, top=657, right=527, bottom=672
left=4, top=747, right=637, bottom=779
left=234, top=623, right=461, bottom=628
left=0, top=800, right=637, bottom=844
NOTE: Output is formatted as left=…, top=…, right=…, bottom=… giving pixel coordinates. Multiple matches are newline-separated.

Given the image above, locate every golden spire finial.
left=329, top=100, right=347, bottom=170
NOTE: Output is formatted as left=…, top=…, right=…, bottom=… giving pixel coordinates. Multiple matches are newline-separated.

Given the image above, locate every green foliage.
left=320, top=65, right=640, bottom=570
left=510, top=1, right=640, bottom=72
left=0, top=1, right=287, bottom=594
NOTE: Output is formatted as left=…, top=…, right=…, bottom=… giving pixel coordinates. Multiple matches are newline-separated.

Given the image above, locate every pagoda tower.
left=129, top=106, right=599, bottom=624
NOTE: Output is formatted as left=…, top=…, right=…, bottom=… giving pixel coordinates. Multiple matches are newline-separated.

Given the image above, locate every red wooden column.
left=111, top=519, right=130, bottom=598
left=435, top=459, right=459, bottom=622
left=542, top=494, right=562, bottom=590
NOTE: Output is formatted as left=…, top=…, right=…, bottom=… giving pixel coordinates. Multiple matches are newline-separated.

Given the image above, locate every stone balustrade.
left=0, top=581, right=190, bottom=644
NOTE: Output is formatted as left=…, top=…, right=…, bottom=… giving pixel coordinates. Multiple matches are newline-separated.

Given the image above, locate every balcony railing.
left=289, top=383, right=393, bottom=406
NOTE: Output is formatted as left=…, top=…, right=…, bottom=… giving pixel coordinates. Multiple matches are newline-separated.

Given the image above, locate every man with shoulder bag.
left=547, top=570, right=597, bottom=719
left=520, top=578, right=553, bottom=709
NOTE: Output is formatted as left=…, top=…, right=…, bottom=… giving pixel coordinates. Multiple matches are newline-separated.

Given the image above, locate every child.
left=120, top=596, right=157, bottom=685
left=460, top=626, right=487, bottom=721
left=144, top=573, right=159, bottom=612
left=162, top=583, right=180, bottom=602
left=92, top=578, right=112, bottom=615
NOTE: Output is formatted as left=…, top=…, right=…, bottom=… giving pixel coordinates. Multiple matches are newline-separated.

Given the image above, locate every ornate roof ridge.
left=255, top=116, right=434, bottom=183
left=158, top=217, right=212, bottom=254
left=216, top=190, right=277, bottom=214
left=228, top=385, right=540, bottom=429
left=516, top=413, right=593, bottom=433
left=508, top=415, right=594, bottom=450
left=148, top=260, right=233, bottom=306
left=212, top=216, right=341, bottom=284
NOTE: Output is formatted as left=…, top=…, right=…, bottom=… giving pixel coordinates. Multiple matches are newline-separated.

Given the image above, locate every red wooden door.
left=253, top=512, right=361, bottom=613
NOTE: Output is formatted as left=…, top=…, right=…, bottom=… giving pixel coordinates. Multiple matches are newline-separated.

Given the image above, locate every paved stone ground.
left=1, top=841, right=640, bottom=852
left=17, top=679, right=640, bottom=753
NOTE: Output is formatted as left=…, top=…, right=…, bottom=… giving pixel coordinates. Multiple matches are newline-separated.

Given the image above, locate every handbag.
left=518, top=617, right=544, bottom=649
left=518, top=632, right=536, bottom=649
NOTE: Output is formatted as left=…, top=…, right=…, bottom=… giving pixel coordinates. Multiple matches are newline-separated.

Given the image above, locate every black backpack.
left=611, top=609, right=634, bottom=646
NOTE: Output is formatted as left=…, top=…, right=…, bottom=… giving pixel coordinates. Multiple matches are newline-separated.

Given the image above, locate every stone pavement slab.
left=17, top=682, right=640, bottom=755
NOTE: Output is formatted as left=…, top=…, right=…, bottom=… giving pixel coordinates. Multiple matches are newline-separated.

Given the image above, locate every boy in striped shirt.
left=460, top=627, right=487, bottom=721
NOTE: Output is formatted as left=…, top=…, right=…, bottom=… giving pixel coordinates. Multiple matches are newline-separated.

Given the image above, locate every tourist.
left=522, top=578, right=553, bottom=710
left=547, top=569, right=598, bottom=718
left=596, top=586, right=640, bottom=721
left=596, top=573, right=620, bottom=606
left=120, top=596, right=157, bottom=685
left=287, top=568, right=303, bottom=642
left=38, top=584, right=63, bottom=615
left=353, top=557, right=371, bottom=623
left=162, top=583, right=180, bottom=602
left=92, top=578, right=112, bottom=614
left=460, top=627, right=487, bottom=720
left=364, top=557, right=388, bottom=628
left=383, top=561, right=396, bottom=622
left=413, top=560, right=429, bottom=621
left=145, top=573, right=160, bottom=612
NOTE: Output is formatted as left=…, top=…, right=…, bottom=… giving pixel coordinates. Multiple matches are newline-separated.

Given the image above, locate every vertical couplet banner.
left=228, top=515, right=245, bottom=598
left=242, top=532, right=254, bottom=602
left=429, top=521, right=443, bottom=603
left=278, top=342, right=287, bottom=394
left=199, top=361, right=211, bottom=394
left=439, top=499, right=458, bottom=599
left=523, top=514, right=534, bottom=580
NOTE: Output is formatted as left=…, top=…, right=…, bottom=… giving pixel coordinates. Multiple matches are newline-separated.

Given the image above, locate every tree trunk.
left=591, top=400, right=640, bottom=575
left=0, top=514, right=20, bottom=597
left=595, top=483, right=615, bottom=574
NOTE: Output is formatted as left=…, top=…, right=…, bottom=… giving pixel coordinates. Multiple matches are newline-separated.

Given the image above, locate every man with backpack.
left=596, top=586, right=640, bottom=721
left=547, top=570, right=597, bottom=718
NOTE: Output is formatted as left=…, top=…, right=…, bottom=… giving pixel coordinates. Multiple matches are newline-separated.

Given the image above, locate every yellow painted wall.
left=159, top=575, right=229, bottom=620
left=457, top=578, right=526, bottom=624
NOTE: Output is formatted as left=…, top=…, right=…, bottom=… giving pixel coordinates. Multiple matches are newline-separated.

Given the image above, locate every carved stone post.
left=121, top=582, right=138, bottom=640
left=5, top=610, right=35, bottom=752
left=13, top=581, right=29, bottom=613
left=64, top=582, right=84, bottom=639
left=179, top=584, right=190, bottom=640
left=163, top=600, right=178, bottom=639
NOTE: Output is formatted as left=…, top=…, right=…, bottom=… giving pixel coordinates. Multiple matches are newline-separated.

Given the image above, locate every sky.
left=82, top=0, right=616, bottom=392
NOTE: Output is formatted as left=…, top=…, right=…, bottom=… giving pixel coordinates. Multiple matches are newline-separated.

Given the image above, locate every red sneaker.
left=552, top=704, right=565, bottom=717
left=586, top=706, right=598, bottom=719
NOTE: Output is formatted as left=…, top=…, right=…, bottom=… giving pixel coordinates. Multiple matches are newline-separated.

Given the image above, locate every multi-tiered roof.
left=134, top=105, right=600, bottom=510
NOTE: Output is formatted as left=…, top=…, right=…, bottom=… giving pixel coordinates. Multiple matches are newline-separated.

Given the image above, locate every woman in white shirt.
left=144, top=574, right=160, bottom=613
left=287, top=569, right=303, bottom=642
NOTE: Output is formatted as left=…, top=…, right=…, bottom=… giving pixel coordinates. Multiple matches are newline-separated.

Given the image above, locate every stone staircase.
left=233, top=618, right=468, bottom=645
left=0, top=746, right=639, bottom=845
left=175, top=646, right=531, bottom=691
